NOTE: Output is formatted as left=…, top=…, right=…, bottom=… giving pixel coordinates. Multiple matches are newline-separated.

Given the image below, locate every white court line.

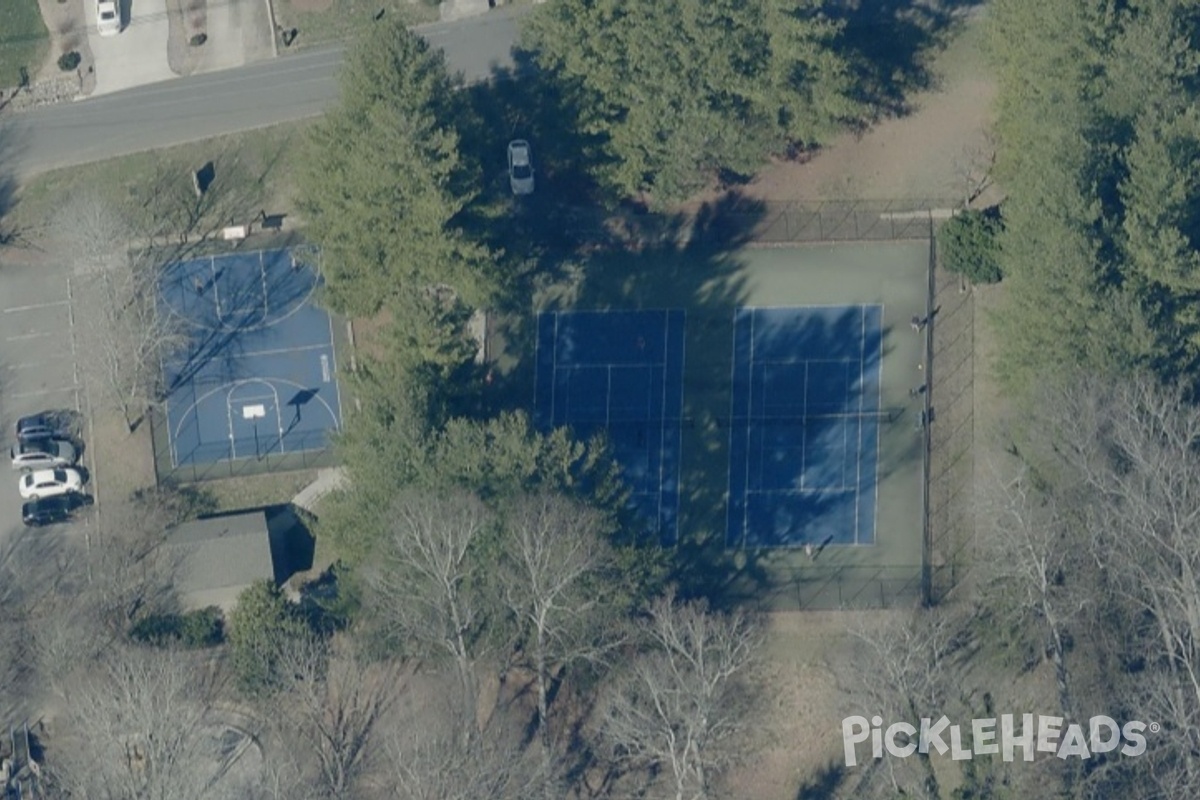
left=3, top=300, right=69, bottom=313
left=871, top=305, right=885, bottom=546
left=6, top=355, right=74, bottom=369
left=226, top=380, right=285, bottom=459
left=725, top=310, right=740, bottom=549
left=743, top=310, right=755, bottom=548
left=800, top=361, right=809, bottom=492
left=226, top=389, right=237, bottom=459
left=551, top=313, right=559, bottom=422
left=10, top=385, right=80, bottom=399
left=67, top=276, right=78, bottom=390
left=605, top=366, right=612, bottom=427
left=854, top=306, right=866, bottom=543
left=237, top=342, right=334, bottom=360
left=672, top=310, right=686, bottom=548
left=5, top=331, right=57, bottom=341
left=327, top=309, right=344, bottom=432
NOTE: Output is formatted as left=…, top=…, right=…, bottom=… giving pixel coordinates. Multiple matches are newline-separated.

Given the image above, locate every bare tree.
left=53, top=191, right=189, bottom=432
left=1043, top=375, right=1200, bottom=795
left=362, top=489, right=498, bottom=732
left=952, top=131, right=997, bottom=207
left=272, top=633, right=398, bottom=799
left=977, top=461, right=1089, bottom=720
left=499, top=492, right=628, bottom=800
left=48, top=646, right=251, bottom=800
left=847, top=609, right=965, bottom=800
left=379, top=701, right=533, bottom=800
left=598, top=591, right=762, bottom=800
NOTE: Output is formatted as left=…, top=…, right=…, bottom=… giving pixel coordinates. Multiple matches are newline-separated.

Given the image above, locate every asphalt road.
left=0, top=5, right=528, bottom=182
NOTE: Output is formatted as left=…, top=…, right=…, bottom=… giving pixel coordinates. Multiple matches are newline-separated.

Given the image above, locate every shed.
left=164, top=510, right=275, bottom=613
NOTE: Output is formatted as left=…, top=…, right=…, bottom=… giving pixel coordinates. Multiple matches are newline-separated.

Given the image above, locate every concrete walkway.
left=291, top=466, right=347, bottom=514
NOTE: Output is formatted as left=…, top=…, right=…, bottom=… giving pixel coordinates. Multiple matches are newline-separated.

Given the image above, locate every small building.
left=163, top=506, right=313, bottom=613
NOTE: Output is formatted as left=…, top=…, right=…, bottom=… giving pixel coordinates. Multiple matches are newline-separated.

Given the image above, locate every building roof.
left=164, top=511, right=275, bottom=612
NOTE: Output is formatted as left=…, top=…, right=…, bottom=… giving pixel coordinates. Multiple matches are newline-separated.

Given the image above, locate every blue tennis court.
left=159, top=248, right=343, bottom=468
left=726, top=305, right=883, bottom=548
left=535, top=310, right=686, bottom=545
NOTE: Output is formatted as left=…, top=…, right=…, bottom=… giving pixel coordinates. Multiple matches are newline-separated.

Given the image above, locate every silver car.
left=11, top=439, right=78, bottom=471
left=508, top=140, right=535, bottom=195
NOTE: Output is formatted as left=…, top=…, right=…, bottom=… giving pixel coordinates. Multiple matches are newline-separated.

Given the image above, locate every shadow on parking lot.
left=0, top=123, right=26, bottom=249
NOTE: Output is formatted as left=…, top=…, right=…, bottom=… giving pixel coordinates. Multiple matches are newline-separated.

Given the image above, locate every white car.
left=508, top=140, right=535, bottom=195
left=96, top=0, right=120, bottom=36
left=11, top=440, right=78, bottom=471
left=19, top=468, right=84, bottom=500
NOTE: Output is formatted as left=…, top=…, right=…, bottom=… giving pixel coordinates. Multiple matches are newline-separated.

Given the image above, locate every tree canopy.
left=522, top=0, right=865, bottom=205
left=296, top=18, right=497, bottom=319
left=988, top=0, right=1200, bottom=388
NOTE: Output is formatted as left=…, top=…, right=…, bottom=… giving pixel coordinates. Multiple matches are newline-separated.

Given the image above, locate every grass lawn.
left=197, top=469, right=320, bottom=513
left=7, top=119, right=315, bottom=243
left=0, top=0, right=50, bottom=89
left=273, top=0, right=440, bottom=51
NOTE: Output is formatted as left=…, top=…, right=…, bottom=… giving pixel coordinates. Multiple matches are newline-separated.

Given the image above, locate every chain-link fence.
left=713, top=199, right=956, bottom=243
left=743, top=563, right=925, bottom=611
left=926, top=242, right=976, bottom=604
left=148, top=403, right=339, bottom=485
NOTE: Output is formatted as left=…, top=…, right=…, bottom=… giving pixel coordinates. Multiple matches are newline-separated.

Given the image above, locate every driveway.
left=192, top=0, right=275, bottom=74
left=88, top=0, right=175, bottom=95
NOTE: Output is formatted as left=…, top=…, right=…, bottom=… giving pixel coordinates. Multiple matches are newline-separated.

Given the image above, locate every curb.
left=264, top=0, right=280, bottom=58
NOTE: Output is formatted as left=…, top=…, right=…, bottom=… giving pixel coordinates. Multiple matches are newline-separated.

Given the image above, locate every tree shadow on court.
left=160, top=251, right=322, bottom=394
left=464, top=179, right=925, bottom=609
left=833, top=0, right=988, bottom=119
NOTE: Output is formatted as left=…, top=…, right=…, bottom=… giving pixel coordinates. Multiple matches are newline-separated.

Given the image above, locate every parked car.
left=508, top=140, right=535, bottom=195
left=18, top=468, right=84, bottom=500
left=22, top=494, right=93, bottom=527
left=16, top=412, right=72, bottom=444
left=96, top=0, right=120, bottom=36
left=10, top=439, right=78, bottom=471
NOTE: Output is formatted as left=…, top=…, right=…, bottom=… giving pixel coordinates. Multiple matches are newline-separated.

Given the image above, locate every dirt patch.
left=87, top=409, right=157, bottom=499
left=704, top=9, right=995, bottom=207
left=35, top=0, right=95, bottom=95
left=721, top=610, right=900, bottom=800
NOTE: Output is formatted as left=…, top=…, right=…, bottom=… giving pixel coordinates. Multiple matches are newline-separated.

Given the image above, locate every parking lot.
left=0, top=260, right=86, bottom=546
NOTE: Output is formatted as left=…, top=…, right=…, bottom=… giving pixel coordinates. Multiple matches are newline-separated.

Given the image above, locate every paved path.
left=0, top=5, right=528, bottom=182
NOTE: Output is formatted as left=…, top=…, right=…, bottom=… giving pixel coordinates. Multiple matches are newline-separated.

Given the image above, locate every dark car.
left=22, top=494, right=93, bottom=527
left=16, top=413, right=71, bottom=444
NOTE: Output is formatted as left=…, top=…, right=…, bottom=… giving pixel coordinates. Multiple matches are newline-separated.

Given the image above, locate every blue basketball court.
left=534, top=309, right=686, bottom=545
left=726, top=305, right=883, bottom=548
left=159, top=248, right=343, bottom=468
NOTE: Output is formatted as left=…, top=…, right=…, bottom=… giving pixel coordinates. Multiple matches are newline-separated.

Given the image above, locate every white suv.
left=96, top=0, right=120, bottom=36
